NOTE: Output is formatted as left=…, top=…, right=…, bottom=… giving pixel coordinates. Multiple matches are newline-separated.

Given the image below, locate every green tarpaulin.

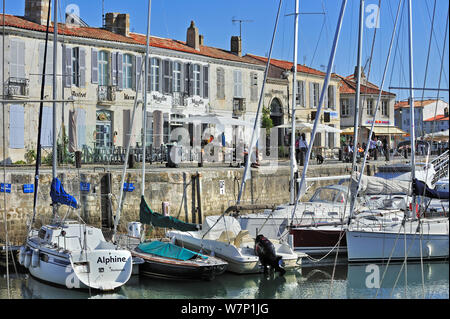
left=137, top=241, right=207, bottom=261
left=139, top=196, right=199, bottom=231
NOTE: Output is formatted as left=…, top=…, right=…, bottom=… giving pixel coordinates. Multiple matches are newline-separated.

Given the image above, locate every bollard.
left=75, top=151, right=82, bottom=168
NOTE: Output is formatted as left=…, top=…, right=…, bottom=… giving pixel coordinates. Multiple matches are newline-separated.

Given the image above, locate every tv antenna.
left=231, top=17, right=254, bottom=39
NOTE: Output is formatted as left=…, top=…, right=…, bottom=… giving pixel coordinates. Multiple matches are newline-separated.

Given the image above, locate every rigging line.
left=2, top=0, right=10, bottom=300
left=418, top=0, right=437, bottom=137
left=424, top=0, right=449, bottom=89
left=427, top=9, right=449, bottom=156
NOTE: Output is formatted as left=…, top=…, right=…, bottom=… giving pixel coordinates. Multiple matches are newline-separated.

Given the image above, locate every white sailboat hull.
left=168, top=231, right=299, bottom=274
left=26, top=241, right=133, bottom=291
left=346, top=218, right=449, bottom=262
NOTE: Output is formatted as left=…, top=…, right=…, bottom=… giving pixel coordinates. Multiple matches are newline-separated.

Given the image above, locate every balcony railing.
left=5, top=77, right=29, bottom=97
left=172, top=91, right=186, bottom=108
left=97, top=85, right=116, bottom=105
left=233, top=98, right=246, bottom=116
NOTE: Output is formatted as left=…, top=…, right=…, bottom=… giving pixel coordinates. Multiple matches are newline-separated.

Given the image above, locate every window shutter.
left=203, top=65, right=209, bottom=99
left=91, top=49, right=98, bottom=84
left=77, top=108, right=86, bottom=149
left=136, top=55, right=142, bottom=91
left=158, top=58, right=163, bottom=93
left=117, top=53, right=123, bottom=90
left=186, top=63, right=192, bottom=96
left=324, top=85, right=328, bottom=108
left=309, top=82, right=314, bottom=108
left=9, top=105, right=24, bottom=149
left=38, top=42, right=53, bottom=85
left=179, top=62, right=185, bottom=94
left=17, top=40, right=26, bottom=79
left=63, top=45, right=72, bottom=88
left=216, top=68, right=225, bottom=99
left=41, top=106, right=53, bottom=148
left=301, top=81, right=306, bottom=107
left=162, top=60, right=172, bottom=94
left=330, top=85, right=336, bottom=109
left=79, top=48, right=86, bottom=88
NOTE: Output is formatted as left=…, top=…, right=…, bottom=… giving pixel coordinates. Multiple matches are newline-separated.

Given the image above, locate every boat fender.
left=24, top=250, right=32, bottom=268
left=18, top=246, right=27, bottom=265
left=31, top=249, right=40, bottom=268
left=254, top=234, right=286, bottom=276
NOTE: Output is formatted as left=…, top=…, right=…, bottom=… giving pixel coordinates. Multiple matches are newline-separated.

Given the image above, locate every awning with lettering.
left=340, top=126, right=407, bottom=135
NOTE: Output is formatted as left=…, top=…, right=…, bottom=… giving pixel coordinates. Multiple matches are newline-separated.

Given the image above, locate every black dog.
left=254, top=234, right=286, bottom=276
left=316, top=154, right=324, bottom=164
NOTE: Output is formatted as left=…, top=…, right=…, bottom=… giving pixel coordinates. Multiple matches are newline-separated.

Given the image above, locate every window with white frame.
left=122, top=54, right=133, bottom=89
left=381, top=100, right=389, bottom=116
left=72, top=47, right=79, bottom=86
left=173, top=61, right=182, bottom=92
left=367, top=99, right=374, bottom=115
left=341, top=98, right=350, bottom=116
left=150, top=57, right=160, bottom=92
left=98, top=51, right=109, bottom=86
left=193, top=64, right=201, bottom=96
left=313, top=83, right=320, bottom=108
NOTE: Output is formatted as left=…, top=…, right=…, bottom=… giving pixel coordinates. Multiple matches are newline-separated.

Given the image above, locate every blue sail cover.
left=50, top=178, right=78, bottom=209
left=413, top=179, right=449, bottom=200
left=137, top=241, right=208, bottom=261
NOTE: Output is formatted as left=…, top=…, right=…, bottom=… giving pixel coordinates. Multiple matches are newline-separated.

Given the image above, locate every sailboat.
left=18, top=0, right=133, bottom=291
left=345, top=0, right=449, bottom=262
left=234, top=0, right=351, bottom=258
left=168, top=0, right=302, bottom=275
left=114, top=0, right=227, bottom=281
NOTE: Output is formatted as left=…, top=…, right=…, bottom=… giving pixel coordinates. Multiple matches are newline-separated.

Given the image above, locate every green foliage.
left=261, top=106, right=273, bottom=134
left=24, top=148, right=36, bottom=164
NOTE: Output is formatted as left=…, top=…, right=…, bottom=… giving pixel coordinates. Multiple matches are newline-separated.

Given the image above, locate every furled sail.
left=351, top=172, right=413, bottom=196
left=139, top=196, right=199, bottom=231
left=50, top=178, right=79, bottom=209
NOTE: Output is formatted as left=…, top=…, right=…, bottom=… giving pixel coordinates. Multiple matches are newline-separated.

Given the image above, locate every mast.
left=141, top=0, right=151, bottom=196
left=236, top=0, right=283, bottom=205
left=290, top=0, right=347, bottom=224
left=51, top=0, right=58, bottom=222
left=407, top=0, right=416, bottom=216
left=30, top=0, right=52, bottom=233
left=289, top=0, right=299, bottom=205
left=348, top=0, right=402, bottom=220
left=350, top=0, right=364, bottom=180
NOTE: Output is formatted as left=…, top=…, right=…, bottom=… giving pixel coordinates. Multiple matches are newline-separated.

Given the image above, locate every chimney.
left=104, top=12, right=130, bottom=36
left=186, top=21, right=200, bottom=50
left=199, top=34, right=204, bottom=46
left=25, top=0, right=51, bottom=25
left=231, top=36, right=242, bottom=57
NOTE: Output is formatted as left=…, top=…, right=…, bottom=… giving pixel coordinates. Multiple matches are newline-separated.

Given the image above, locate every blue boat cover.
left=50, top=178, right=78, bottom=209
left=137, top=241, right=208, bottom=261
left=413, top=179, right=449, bottom=200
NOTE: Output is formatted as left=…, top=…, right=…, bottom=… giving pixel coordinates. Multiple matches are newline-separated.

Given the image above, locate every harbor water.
left=1, top=260, right=448, bottom=299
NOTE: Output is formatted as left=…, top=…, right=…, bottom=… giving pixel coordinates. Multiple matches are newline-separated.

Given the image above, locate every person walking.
left=299, top=133, right=308, bottom=166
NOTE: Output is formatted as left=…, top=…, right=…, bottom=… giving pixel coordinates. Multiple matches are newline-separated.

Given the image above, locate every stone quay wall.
left=0, top=162, right=380, bottom=244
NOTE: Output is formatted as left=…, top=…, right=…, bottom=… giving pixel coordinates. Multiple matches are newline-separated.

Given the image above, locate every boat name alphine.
left=97, top=256, right=127, bottom=265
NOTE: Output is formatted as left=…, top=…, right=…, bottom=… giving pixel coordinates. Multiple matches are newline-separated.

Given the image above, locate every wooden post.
left=191, top=174, right=196, bottom=224
left=196, top=172, right=202, bottom=224
left=183, top=172, right=189, bottom=223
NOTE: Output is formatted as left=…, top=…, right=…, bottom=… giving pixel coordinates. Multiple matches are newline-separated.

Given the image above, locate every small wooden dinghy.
left=131, top=240, right=228, bottom=281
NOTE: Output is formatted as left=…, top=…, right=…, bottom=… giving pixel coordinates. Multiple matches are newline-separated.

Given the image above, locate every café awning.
left=340, top=126, right=407, bottom=136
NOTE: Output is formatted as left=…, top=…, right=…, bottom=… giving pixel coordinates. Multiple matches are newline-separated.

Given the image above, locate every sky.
left=2, top=0, right=449, bottom=103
